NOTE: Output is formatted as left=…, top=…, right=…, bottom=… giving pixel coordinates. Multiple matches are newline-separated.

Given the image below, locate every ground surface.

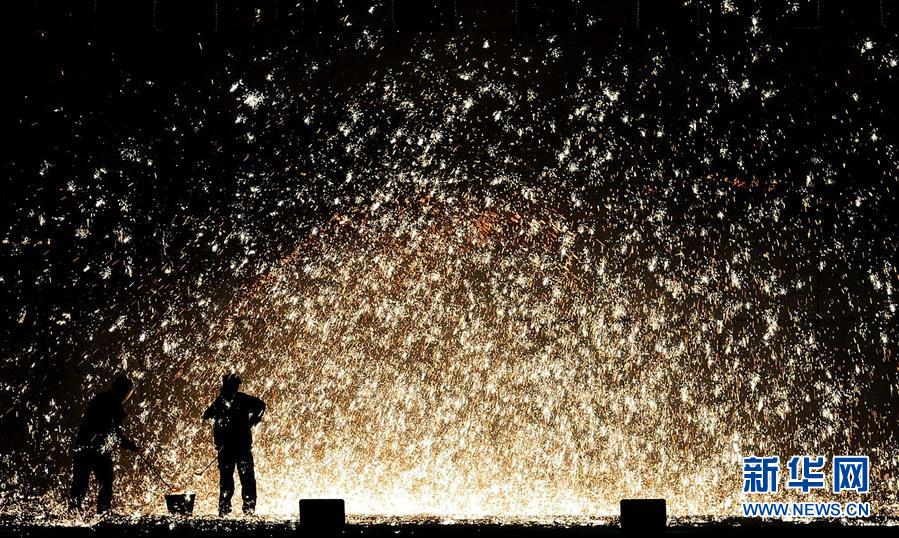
left=1, top=517, right=897, bottom=538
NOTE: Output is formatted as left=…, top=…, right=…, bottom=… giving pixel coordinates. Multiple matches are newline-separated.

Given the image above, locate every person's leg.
left=68, top=450, right=92, bottom=512
left=95, top=454, right=115, bottom=514
left=218, top=450, right=236, bottom=516
left=236, top=451, right=256, bottom=514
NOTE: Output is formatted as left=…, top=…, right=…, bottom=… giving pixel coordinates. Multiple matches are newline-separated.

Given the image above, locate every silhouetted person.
left=69, top=375, right=138, bottom=514
left=203, top=374, right=266, bottom=516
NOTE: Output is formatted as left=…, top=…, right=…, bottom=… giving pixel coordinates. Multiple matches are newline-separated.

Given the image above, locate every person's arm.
left=248, top=396, right=266, bottom=427
left=117, top=427, right=138, bottom=452
left=114, top=404, right=138, bottom=452
left=203, top=397, right=221, bottom=420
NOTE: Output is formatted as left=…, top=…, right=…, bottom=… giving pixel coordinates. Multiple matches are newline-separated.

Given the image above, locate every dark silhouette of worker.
left=203, top=374, right=266, bottom=516
left=69, top=375, right=138, bottom=514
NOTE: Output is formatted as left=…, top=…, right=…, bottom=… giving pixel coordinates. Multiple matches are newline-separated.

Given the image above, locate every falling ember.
left=3, top=17, right=899, bottom=523
left=22, top=186, right=888, bottom=519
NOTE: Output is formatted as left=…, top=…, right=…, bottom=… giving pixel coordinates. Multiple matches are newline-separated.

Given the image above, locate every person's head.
left=110, top=374, right=134, bottom=402
left=221, top=373, right=241, bottom=397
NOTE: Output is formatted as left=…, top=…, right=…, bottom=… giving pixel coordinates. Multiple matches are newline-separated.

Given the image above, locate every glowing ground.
left=1, top=516, right=897, bottom=538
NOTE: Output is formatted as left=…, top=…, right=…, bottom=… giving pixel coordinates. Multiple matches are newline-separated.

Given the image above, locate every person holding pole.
left=202, top=374, right=266, bottom=516
left=69, top=375, right=138, bottom=514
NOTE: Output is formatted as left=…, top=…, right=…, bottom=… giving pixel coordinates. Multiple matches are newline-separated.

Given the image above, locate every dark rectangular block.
left=620, top=498, right=666, bottom=534
left=299, top=498, right=345, bottom=534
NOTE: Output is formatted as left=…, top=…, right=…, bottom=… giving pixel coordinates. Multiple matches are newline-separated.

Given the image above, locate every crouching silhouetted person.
left=69, top=375, right=138, bottom=514
left=203, top=374, right=266, bottom=516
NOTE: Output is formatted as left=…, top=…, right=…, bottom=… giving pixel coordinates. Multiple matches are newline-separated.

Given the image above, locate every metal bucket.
left=165, top=492, right=196, bottom=515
